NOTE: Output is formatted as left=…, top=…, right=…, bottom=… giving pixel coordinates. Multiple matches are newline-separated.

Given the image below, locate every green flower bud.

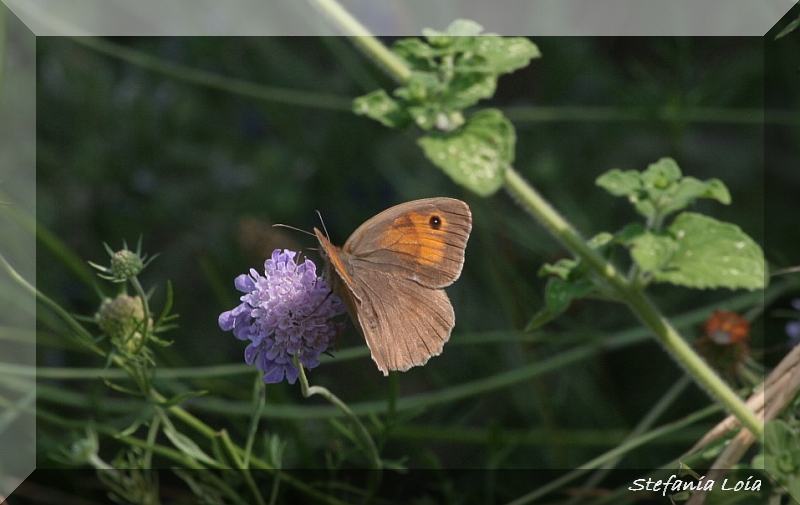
left=94, top=294, right=150, bottom=352
left=110, top=249, right=144, bottom=280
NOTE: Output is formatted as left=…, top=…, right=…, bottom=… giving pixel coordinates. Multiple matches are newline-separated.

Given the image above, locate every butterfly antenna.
left=316, top=210, right=331, bottom=239
left=272, top=223, right=316, bottom=238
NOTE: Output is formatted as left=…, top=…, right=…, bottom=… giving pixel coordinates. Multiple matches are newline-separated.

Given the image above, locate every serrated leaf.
left=598, top=159, right=732, bottom=221
left=353, top=89, right=412, bottom=130
left=406, top=104, right=439, bottom=130
left=656, top=177, right=731, bottom=217
left=629, top=230, right=680, bottom=272
left=642, top=157, right=683, bottom=188
left=650, top=212, right=766, bottom=290
left=395, top=71, right=442, bottom=102
left=391, top=38, right=438, bottom=70
left=596, top=169, right=642, bottom=197
left=474, top=37, right=541, bottom=75
left=441, top=72, right=498, bottom=110
left=616, top=223, right=646, bottom=244
left=669, top=177, right=731, bottom=208
left=417, top=109, right=514, bottom=196
left=526, top=278, right=596, bottom=330
left=587, top=232, right=615, bottom=249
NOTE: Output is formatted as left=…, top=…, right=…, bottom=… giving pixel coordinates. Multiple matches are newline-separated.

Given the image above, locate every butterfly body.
left=314, top=197, right=472, bottom=375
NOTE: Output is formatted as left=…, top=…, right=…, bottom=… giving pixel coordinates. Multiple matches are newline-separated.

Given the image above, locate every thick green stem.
left=306, top=0, right=411, bottom=83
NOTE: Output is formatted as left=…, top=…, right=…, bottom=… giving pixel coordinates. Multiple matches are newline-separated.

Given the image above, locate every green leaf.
left=405, top=104, right=440, bottom=130
left=422, top=19, right=485, bottom=46
left=529, top=232, right=616, bottom=330
left=441, top=72, right=498, bottom=110
left=616, top=222, right=646, bottom=244
left=629, top=230, right=680, bottom=272
left=659, top=177, right=731, bottom=216
left=587, top=232, right=615, bottom=249
left=538, top=258, right=579, bottom=280
left=597, top=158, right=732, bottom=221
left=596, top=169, right=642, bottom=197
left=473, top=37, right=541, bottom=75
left=391, top=38, right=439, bottom=70
left=526, top=277, right=596, bottom=330
left=395, top=71, right=442, bottom=102
left=648, top=212, right=766, bottom=290
left=158, top=390, right=208, bottom=408
left=353, top=89, right=412, bottom=130
left=641, top=157, right=683, bottom=188
left=417, top=109, right=514, bottom=196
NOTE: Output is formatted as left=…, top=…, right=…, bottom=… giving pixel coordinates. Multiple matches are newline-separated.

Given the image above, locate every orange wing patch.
left=378, top=211, right=449, bottom=267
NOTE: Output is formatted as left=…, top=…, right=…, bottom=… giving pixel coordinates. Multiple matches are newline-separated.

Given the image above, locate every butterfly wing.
left=345, top=260, right=455, bottom=374
left=342, top=197, right=472, bottom=288
left=315, top=197, right=471, bottom=374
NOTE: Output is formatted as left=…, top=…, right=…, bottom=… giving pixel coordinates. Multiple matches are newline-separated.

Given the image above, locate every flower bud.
left=95, top=294, right=150, bottom=352
left=110, top=249, right=144, bottom=280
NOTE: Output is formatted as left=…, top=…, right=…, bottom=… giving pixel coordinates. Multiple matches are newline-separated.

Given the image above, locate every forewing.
left=343, top=198, right=472, bottom=288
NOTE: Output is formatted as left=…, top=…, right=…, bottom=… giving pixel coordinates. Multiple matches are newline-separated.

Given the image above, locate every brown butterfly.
left=315, top=198, right=472, bottom=375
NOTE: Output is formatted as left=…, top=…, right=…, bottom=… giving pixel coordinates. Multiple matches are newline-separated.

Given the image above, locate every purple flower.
left=786, top=299, right=800, bottom=348
left=219, top=249, right=345, bottom=384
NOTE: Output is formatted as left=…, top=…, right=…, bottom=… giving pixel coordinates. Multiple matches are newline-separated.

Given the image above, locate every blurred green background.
left=34, top=24, right=798, bottom=478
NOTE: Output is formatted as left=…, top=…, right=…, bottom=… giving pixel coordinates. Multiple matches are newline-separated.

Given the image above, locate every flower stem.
left=220, top=428, right=267, bottom=505
left=129, top=275, right=152, bottom=351
left=294, top=356, right=383, bottom=470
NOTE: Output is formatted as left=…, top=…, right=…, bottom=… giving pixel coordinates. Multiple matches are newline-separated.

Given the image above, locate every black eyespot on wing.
left=429, top=215, right=442, bottom=230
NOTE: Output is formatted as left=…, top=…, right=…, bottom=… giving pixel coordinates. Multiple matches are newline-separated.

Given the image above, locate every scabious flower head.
left=218, top=249, right=345, bottom=384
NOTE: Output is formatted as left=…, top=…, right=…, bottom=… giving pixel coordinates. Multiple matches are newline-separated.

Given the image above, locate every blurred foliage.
left=29, top=11, right=800, bottom=502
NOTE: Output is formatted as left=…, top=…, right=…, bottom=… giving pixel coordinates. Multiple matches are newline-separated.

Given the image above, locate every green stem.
left=72, top=37, right=351, bottom=111
left=565, top=375, right=693, bottom=505
left=306, top=0, right=412, bottom=83
left=129, top=275, right=152, bottom=351
left=244, top=374, right=267, bottom=467
left=220, top=428, right=267, bottom=505
left=294, top=356, right=383, bottom=470
left=0, top=251, right=105, bottom=357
